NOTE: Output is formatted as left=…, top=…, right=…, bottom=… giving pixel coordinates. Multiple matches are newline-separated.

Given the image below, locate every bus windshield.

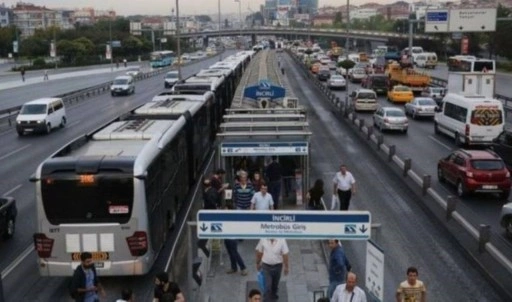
left=41, top=174, right=134, bottom=224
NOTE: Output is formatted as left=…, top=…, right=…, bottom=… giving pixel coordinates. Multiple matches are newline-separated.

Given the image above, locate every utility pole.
left=345, top=0, right=350, bottom=53
left=109, top=18, right=113, bottom=71
left=218, top=0, right=222, bottom=61
left=176, top=0, right=182, bottom=80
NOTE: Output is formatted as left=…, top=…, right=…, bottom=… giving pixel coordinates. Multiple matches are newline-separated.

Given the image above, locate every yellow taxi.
left=387, top=85, right=414, bottom=103
left=311, top=63, right=322, bottom=74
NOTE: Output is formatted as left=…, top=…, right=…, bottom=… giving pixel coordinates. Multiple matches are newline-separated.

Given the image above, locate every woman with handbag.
left=307, top=179, right=325, bottom=210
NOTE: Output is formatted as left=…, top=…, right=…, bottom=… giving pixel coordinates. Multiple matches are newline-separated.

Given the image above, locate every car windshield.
left=353, top=69, right=365, bottom=74
left=113, top=79, right=128, bottom=85
left=371, top=76, right=387, bottom=84
left=395, top=86, right=410, bottom=92
left=166, top=73, right=178, bottom=79
left=331, top=76, right=343, bottom=80
left=418, top=99, right=436, bottom=106
left=431, top=88, right=445, bottom=94
left=20, top=104, right=46, bottom=114
left=386, top=110, right=405, bottom=117
left=471, top=160, right=504, bottom=170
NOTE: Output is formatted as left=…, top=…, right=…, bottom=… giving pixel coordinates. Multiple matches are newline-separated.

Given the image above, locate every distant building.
left=72, top=7, right=116, bottom=25
left=312, top=14, right=334, bottom=26
left=350, top=8, right=378, bottom=19
left=0, top=3, right=12, bottom=27
left=12, top=2, right=61, bottom=37
left=378, top=1, right=410, bottom=20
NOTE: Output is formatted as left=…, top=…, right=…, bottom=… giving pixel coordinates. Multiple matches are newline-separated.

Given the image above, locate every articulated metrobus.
left=150, top=50, right=175, bottom=68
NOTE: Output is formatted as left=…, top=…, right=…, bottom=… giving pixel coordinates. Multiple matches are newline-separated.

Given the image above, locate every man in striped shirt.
left=233, top=171, right=255, bottom=210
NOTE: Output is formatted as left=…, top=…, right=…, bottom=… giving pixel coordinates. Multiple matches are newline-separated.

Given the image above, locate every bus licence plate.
left=71, top=252, right=109, bottom=261
left=482, top=185, right=497, bottom=189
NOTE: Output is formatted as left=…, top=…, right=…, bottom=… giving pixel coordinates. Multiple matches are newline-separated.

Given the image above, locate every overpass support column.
left=251, top=34, right=257, bottom=47
left=203, top=36, right=209, bottom=48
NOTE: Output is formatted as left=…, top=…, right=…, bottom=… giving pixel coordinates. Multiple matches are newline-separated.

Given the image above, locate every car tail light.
left=506, top=171, right=510, bottom=178
left=466, top=171, right=474, bottom=178
left=34, top=233, right=54, bottom=258
left=126, top=231, right=148, bottom=256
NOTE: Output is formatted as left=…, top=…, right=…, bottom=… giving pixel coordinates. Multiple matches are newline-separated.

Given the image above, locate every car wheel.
left=499, top=190, right=510, bottom=200
left=456, top=180, right=467, bottom=197
left=111, top=92, right=116, bottom=96
left=454, top=132, right=462, bottom=147
left=17, top=130, right=24, bottom=137
left=437, top=166, right=445, bottom=182
left=60, top=116, right=66, bottom=128
left=504, top=217, right=512, bottom=238
left=3, top=218, right=15, bottom=239
left=434, top=122, right=440, bottom=134
left=46, top=123, right=51, bottom=134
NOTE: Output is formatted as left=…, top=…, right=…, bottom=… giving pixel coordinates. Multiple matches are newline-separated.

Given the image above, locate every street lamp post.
left=109, top=18, right=113, bottom=71
left=175, top=0, right=182, bottom=80
left=345, top=0, right=350, bottom=53
left=218, top=0, right=222, bottom=61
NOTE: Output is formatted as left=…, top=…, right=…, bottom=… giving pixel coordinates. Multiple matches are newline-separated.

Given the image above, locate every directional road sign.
left=197, top=210, right=371, bottom=240
left=449, top=8, right=496, bottom=32
left=425, top=10, right=449, bottom=33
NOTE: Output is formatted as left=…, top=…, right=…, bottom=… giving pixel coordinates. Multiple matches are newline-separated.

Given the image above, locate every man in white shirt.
left=255, top=239, right=289, bottom=301
left=251, top=184, right=274, bottom=210
left=332, top=165, right=356, bottom=211
left=331, top=272, right=367, bottom=302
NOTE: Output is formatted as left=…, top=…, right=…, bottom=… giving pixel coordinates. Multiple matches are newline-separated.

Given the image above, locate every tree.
left=333, top=12, right=342, bottom=27
left=488, top=4, right=512, bottom=59
left=195, top=15, right=212, bottom=23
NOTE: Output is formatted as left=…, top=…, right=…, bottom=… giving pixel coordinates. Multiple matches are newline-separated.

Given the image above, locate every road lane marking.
left=428, top=135, right=452, bottom=150
left=2, top=184, right=22, bottom=197
left=1, top=245, right=34, bottom=279
left=0, top=144, right=31, bottom=161
left=67, top=120, right=82, bottom=128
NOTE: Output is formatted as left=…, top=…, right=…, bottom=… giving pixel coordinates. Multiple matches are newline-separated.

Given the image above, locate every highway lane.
left=315, top=70, right=512, bottom=248
left=284, top=53, right=503, bottom=301
left=0, top=53, right=233, bottom=301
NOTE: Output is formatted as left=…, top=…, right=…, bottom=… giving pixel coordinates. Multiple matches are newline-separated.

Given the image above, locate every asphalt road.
left=313, top=68, right=512, bottom=248
left=0, top=52, right=234, bottom=302
left=283, top=53, right=503, bottom=301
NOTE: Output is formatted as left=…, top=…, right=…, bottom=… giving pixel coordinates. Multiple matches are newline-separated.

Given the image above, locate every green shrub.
left=32, top=58, right=46, bottom=66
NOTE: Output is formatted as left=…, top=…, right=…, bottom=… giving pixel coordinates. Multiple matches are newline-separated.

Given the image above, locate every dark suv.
left=491, top=130, right=512, bottom=172
left=437, top=149, right=511, bottom=199
left=0, top=197, right=17, bottom=240
left=317, top=69, right=331, bottom=81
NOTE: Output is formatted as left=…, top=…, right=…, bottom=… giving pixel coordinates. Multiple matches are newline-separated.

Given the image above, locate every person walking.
left=331, top=272, right=367, bottom=302
left=265, top=156, right=283, bottom=209
left=251, top=183, right=274, bottom=210
left=197, top=178, right=221, bottom=257
left=153, top=272, right=185, bottom=302
left=307, top=179, right=325, bottom=210
left=43, top=69, right=49, bottom=81
left=248, top=289, right=262, bottom=302
left=252, top=171, right=264, bottom=192
left=115, top=289, right=134, bottom=302
left=224, top=204, right=248, bottom=275
left=69, top=252, right=106, bottom=302
left=20, top=68, right=25, bottom=82
left=396, top=267, right=426, bottom=302
left=327, top=239, right=351, bottom=299
left=255, top=238, right=290, bottom=301
left=332, top=164, right=356, bottom=211
left=233, top=170, right=255, bottom=210
left=280, top=156, right=296, bottom=198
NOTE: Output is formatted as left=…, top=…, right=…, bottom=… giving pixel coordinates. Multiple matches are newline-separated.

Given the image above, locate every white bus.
left=31, top=97, right=215, bottom=276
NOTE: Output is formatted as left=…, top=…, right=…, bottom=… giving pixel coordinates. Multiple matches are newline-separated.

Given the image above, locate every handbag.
left=330, top=194, right=339, bottom=211
left=257, top=270, right=266, bottom=292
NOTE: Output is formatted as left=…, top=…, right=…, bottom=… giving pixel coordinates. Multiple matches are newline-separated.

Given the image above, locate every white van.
left=16, top=98, right=66, bottom=136
left=415, top=52, right=437, bottom=69
left=111, top=75, right=135, bottom=96
left=434, top=93, right=505, bottom=146
left=351, top=89, right=378, bottom=112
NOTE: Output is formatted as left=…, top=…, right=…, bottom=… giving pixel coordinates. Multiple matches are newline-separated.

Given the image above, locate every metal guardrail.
left=289, top=50, right=512, bottom=299
left=0, top=52, right=224, bottom=132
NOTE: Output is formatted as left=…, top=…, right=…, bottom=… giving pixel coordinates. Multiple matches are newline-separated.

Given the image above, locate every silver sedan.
left=373, top=107, right=408, bottom=133
left=327, top=75, right=346, bottom=90
left=404, top=97, right=438, bottom=119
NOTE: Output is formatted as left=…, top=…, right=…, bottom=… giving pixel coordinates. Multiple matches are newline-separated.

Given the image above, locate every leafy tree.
left=488, top=4, right=512, bottom=59
left=333, top=12, right=342, bottom=27
left=195, top=15, right=212, bottom=23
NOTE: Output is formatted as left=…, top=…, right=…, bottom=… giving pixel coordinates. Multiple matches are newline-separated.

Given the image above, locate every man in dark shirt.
left=197, top=179, right=220, bottom=257
left=265, top=156, right=282, bottom=209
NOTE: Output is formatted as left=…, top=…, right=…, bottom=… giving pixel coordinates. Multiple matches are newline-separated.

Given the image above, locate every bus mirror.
left=135, top=171, right=148, bottom=180
left=29, top=174, right=39, bottom=182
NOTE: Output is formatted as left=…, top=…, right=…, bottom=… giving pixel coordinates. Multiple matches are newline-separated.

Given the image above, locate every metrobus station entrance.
left=215, top=107, right=312, bottom=206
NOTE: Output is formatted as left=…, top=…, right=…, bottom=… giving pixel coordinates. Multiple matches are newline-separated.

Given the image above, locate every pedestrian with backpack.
left=69, top=252, right=106, bottom=302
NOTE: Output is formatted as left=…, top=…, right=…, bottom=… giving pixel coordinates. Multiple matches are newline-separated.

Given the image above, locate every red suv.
left=437, top=149, right=511, bottom=199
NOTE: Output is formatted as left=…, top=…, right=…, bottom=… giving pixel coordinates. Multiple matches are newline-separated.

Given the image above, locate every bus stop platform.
left=200, top=204, right=330, bottom=302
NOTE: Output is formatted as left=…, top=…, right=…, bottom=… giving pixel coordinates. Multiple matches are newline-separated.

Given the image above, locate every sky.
left=1, top=0, right=397, bottom=16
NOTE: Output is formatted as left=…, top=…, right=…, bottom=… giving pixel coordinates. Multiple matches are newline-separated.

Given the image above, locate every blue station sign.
left=243, top=80, right=286, bottom=100
left=197, top=210, right=372, bottom=240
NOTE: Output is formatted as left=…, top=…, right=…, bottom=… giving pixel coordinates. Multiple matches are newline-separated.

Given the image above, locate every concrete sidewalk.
left=201, top=203, right=330, bottom=302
